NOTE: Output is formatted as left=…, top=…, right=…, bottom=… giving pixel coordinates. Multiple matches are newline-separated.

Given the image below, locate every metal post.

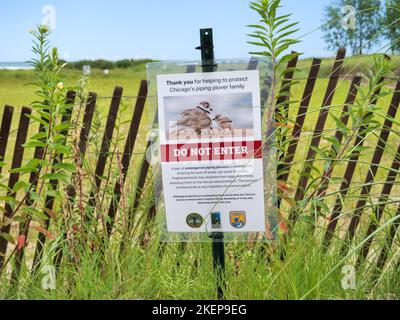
left=196, top=28, right=226, bottom=300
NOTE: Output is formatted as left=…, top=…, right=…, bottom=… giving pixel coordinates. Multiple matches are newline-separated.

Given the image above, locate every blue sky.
left=0, top=0, right=332, bottom=62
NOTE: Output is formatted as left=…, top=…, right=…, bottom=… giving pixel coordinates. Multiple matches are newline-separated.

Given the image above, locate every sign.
left=157, top=69, right=265, bottom=233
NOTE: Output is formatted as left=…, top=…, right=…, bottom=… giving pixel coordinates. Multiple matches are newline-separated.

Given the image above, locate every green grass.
left=0, top=65, right=146, bottom=109
left=2, top=222, right=399, bottom=300
left=295, top=54, right=400, bottom=79
left=0, top=65, right=149, bottom=180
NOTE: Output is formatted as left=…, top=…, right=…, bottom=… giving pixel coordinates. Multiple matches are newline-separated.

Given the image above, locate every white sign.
left=157, top=70, right=265, bottom=233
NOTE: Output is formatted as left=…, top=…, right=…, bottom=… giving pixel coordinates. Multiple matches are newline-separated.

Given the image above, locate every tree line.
left=322, top=0, right=400, bottom=55
left=59, top=58, right=154, bottom=70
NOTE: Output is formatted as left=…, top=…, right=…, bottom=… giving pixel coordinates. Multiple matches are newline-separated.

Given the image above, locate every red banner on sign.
left=161, top=140, right=263, bottom=163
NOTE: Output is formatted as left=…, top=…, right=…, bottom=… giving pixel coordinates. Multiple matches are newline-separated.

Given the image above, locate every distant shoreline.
left=0, top=62, right=33, bottom=70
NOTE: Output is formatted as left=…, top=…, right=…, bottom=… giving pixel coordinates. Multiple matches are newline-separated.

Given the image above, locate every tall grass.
left=1, top=218, right=399, bottom=299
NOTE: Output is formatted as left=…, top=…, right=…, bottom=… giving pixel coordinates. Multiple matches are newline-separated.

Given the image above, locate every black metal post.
left=196, top=28, right=226, bottom=300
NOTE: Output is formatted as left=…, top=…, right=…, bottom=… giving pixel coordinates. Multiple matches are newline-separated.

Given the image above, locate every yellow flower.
left=57, top=82, right=64, bottom=90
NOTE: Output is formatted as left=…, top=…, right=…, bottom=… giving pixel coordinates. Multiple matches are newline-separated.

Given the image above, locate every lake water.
left=0, top=62, right=33, bottom=70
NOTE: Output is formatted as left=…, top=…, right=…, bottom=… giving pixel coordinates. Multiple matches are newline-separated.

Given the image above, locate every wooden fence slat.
left=357, top=138, right=400, bottom=266
left=86, top=87, right=122, bottom=220
left=10, top=116, right=46, bottom=282
left=186, top=65, right=196, bottom=73
left=134, top=141, right=156, bottom=246
left=93, top=87, right=123, bottom=188
left=53, top=92, right=98, bottom=269
left=125, top=127, right=153, bottom=249
left=341, top=80, right=400, bottom=255
left=0, top=107, right=32, bottom=269
left=0, top=106, right=14, bottom=174
left=248, top=57, right=259, bottom=73
left=275, top=53, right=298, bottom=170
left=376, top=204, right=400, bottom=270
left=289, top=48, right=346, bottom=226
left=106, top=81, right=148, bottom=237
left=310, top=77, right=362, bottom=219
left=272, top=53, right=298, bottom=215
left=275, top=51, right=298, bottom=120
left=59, top=91, right=97, bottom=204
left=256, top=58, right=272, bottom=115
left=10, top=112, right=46, bottom=281
left=30, top=91, right=76, bottom=275
left=129, top=140, right=151, bottom=217
left=323, top=77, right=385, bottom=250
left=59, top=91, right=97, bottom=203
left=79, top=92, right=97, bottom=155
left=279, top=58, right=322, bottom=183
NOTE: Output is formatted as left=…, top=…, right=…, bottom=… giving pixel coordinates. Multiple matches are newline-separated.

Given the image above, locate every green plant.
left=247, top=0, right=300, bottom=232
left=0, top=25, right=76, bottom=276
left=248, top=0, right=300, bottom=94
left=247, top=0, right=400, bottom=294
left=247, top=0, right=300, bottom=145
left=297, top=55, right=394, bottom=227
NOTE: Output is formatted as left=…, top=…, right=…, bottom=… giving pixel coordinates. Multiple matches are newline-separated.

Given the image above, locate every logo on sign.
left=229, top=211, right=246, bottom=229
left=211, top=212, right=222, bottom=229
left=186, top=213, right=203, bottom=229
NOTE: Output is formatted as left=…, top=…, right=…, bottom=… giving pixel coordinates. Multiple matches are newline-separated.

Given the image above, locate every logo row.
left=186, top=211, right=246, bottom=229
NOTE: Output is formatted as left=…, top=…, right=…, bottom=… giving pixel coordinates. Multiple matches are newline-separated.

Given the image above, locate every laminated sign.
left=157, top=70, right=265, bottom=233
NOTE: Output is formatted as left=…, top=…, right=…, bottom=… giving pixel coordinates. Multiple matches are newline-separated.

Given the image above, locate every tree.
left=382, top=0, right=400, bottom=53
left=322, top=0, right=382, bottom=55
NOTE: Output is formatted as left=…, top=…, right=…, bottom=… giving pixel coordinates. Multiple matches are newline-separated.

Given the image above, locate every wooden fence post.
left=0, top=107, right=32, bottom=269
left=323, top=76, right=386, bottom=250
left=105, top=81, right=148, bottom=237
left=342, top=80, right=400, bottom=256
left=85, top=87, right=122, bottom=226
left=29, top=91, right=77, bottom=275
left=289, top=48, right=346, bottom=228
left=0, top=106, right=14, bottom=174
left=53, top=92, right=97, bottom=269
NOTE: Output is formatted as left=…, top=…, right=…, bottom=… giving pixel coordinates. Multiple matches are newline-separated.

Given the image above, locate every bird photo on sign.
left=164, top=93, right=254, bottom=141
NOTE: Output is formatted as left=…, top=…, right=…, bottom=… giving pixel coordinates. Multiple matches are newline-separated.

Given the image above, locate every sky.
left=0, top=0, right=332, bottom=62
